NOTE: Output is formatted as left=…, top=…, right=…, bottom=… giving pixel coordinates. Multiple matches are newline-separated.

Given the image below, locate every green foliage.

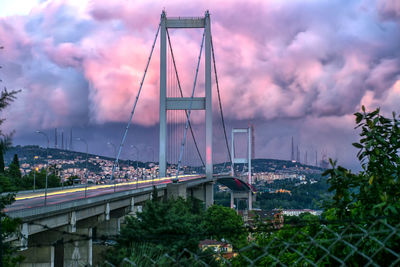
left=203, top=205, right=247, bottom=246
left=0, top=168, right=61, bottom=192
left=0, top=131, right=13, bottom=174
left=214, top=191, right=231, bottom=207
left=151, top=185, right=158, bottom=202
left=118, top=197, right=205, bottom=255
left=107, top=197, right=248, bottom=266
left=0, top=148, right=4, bottom=173
left=0, top=174, right=17, bottom=192
left=8, top=154, right=21, bottom=179
left=324, top=106, right=400, bottom=221
left=20, top=169, right=61, bottom=190
left=257, top=179, right=330, bottom=210
left=0, top=193, right=23, bottom=266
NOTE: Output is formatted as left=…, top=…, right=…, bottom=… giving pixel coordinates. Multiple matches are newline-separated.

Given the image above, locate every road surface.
left=5, top=175, right=203, bottom=212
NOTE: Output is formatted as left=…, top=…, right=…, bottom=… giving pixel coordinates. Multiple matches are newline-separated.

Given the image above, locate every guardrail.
left=6, top=184, right=167, bottom=219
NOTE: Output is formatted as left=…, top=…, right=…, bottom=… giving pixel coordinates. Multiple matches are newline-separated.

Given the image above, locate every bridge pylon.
left=231, top=127, right=252, bottom=185
left=159, top=11, right=213, bottom=179
left=231, top=127, right=253, bottom=210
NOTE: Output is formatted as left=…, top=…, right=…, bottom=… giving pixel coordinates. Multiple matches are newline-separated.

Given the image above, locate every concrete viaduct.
left=6, top=175, right=251, bottom=266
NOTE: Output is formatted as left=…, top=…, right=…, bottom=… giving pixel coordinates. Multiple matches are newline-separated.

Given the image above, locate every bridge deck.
left=5, top=175, right=205, bottom=215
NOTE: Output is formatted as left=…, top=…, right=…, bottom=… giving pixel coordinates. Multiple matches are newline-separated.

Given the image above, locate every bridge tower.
left=231, top=127, right=252, bottom=184
left=159, top=11, right=213, bottom=179
left=231, top=127, right=253, bottom=210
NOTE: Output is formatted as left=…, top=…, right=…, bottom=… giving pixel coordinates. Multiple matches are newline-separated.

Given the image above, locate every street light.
left=35, top=130, right=49, bottom=206
left=147, top=146, right=155, bottom=185
left=33, top=156, right=38, bottom=191
left=76, top=137, right=88, bottom=198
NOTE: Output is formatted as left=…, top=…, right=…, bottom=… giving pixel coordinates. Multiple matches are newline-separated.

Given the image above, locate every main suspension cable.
left=210, top=34, right=232, bottom=165
left=110, top=23, right=161, bottom=180
left=166, top=29, right=205, bottom=168
left=176, top=31, right=205, bottom=179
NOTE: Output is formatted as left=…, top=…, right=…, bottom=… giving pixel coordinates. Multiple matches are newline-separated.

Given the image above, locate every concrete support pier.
left=18, top=226, right=93, bottom=267
left=189, top=182, right=214, bottom=208
left=166, top=183, right=187, bottom=199
left=204, top=182, right=214, bottom=208
left=230, top=190, right=252, bottom=211
left=64, top=227, right=92, bottom=267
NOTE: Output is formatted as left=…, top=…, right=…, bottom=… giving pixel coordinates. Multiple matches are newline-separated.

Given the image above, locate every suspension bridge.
left=5, top=11, right=255, bottom=266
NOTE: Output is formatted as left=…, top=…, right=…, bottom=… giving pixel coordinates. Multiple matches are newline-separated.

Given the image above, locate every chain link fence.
left=101, top=218, right=400, bottom=266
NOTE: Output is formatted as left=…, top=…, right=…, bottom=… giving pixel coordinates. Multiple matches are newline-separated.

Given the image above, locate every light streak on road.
left=15, top=175, right=201, bottom=201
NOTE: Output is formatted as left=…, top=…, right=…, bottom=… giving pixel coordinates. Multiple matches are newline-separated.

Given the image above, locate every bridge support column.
left=205, top=11, right=213, bottom=180
left=19, top=244, right=55, bottom=267
left=248, top=191, right=253, bottom=210
left=190, top=182, right=214, bottom=208
left=167, top=183, right=187, bottom=200
left=204, top=182, right=214, bottom=208
left=230, top=191, right=234, bottom=209
left=97, top=217, right=121, bottom=237
left=18, top=229, right=63, bottom=267
left=230, top=191, right=252, bottom=211
left=64, top=227, right=92, bottom=267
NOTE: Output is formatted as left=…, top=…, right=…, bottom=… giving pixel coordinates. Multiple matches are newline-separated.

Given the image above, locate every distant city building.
left=282, top=209, right=322, bottom=217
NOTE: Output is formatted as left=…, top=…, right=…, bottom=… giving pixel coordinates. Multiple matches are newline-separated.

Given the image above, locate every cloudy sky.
left=0, top=0, right=399, bottom=169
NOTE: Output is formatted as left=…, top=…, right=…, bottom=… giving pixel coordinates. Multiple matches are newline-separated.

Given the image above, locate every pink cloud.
left=378, top=0, right=400, bottom=21
left=0, top=0, right=399, bottom=137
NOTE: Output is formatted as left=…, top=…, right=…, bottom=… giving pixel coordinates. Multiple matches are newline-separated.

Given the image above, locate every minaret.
left=54, top=128, right=57, bottom=148
left=61, top=131, right=64, bottom=150
left=291, top=137, right=295, bottom=161
left=305, top=151, right=308, bottom=165
left=296, top=145, right=300, bottom=163
left=69, top=128, right=73, bottom=150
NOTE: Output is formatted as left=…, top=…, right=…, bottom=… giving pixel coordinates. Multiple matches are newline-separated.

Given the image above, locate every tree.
left=203, top=205, right=247, bottom=246
left=0, top=143, right=4, bottom=173
left=8, top=154, right=21, bottom=179
left=118, top=197, right=205, bottom=254
left=0, top=89, right=18, bottom=171
left=106, top=197, right=243, bottom=266
left=0, top=193, right=23, bottom=266
left=0, top=132, right=13, bottom=174
left=324, top=106, right=400, bottom=222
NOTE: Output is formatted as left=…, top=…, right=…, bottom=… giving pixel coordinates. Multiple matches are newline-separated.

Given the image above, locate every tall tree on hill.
left=0, top=89, right=18, bottom=173
left=0, top=130, right=12, bottom=173
left=0, top=144, right=4, bottom=173
left=8, top=154, right=21, bottom=178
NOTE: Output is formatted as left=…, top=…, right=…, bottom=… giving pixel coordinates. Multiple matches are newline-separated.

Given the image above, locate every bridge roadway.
left=5, top=174, right=204, bottom=213
left=4, top=174, right=252, bottom=266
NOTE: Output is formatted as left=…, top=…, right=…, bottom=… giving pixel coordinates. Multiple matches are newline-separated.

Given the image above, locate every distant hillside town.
left=5, top=145, right=325, bottom=187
